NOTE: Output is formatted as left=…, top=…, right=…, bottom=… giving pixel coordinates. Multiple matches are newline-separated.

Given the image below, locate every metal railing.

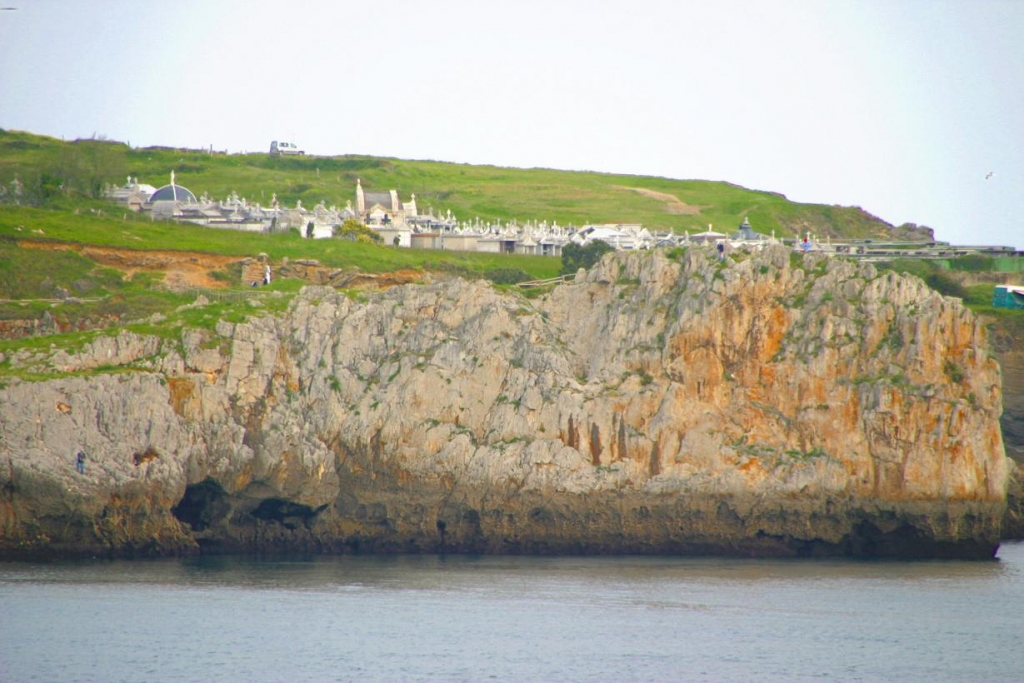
left=157, top=284, right=271, bottom=303
left=516, top=275, right=572, bottom=288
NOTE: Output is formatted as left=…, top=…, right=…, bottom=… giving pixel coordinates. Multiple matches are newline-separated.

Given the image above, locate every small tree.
left=925, top=273, right=968, bottom=299
left=560, top=240, right=614, bottom=275
left=334, top=218, right=383, bottom=244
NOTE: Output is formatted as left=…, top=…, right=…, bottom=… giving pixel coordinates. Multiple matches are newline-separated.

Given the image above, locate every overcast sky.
left=1, top=0, right=1021, bottom=249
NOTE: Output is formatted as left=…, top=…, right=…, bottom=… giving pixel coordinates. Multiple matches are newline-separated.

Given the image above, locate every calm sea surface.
left=2, top=543, right=1023, bottom=682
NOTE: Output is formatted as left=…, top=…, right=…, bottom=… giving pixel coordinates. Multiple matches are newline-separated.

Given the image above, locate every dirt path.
left=618, top=186, right=702, bottom=215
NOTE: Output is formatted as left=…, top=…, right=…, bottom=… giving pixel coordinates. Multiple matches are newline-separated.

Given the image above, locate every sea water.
left=2, top=543, right=1023, bottom=682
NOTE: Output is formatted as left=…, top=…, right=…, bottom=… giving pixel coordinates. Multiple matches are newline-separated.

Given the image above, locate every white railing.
left=516, top=275, right=572, bottom=288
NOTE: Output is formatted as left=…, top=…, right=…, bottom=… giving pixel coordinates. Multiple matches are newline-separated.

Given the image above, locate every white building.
left=355, top=179, right=417, bottom=227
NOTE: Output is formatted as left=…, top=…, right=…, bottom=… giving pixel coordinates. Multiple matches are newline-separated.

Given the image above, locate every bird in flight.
left=985, top=172, right=995, bottom=180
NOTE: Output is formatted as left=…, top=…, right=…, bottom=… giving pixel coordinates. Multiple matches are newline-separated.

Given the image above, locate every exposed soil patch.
left=279, top=261, right=423, bottom=290
left=341, top=269, right=423, bottom=289
left=16, top=240, right=427, bottom=291
left=18, top=241, right=243, bottom=289
left=619, top=186, right=702, bottom=215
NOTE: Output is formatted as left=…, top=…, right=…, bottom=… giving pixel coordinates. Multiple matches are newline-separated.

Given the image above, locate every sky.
left=1, top=0, right=1021, bottom=249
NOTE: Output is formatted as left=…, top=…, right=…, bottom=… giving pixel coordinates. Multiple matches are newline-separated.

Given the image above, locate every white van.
left=270, top=141, right=305, bottom=156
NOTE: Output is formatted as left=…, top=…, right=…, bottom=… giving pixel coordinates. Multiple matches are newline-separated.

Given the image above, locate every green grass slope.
left=0, top=126, right=946, bottom=367
left=0, top=128, right=916, bottom=240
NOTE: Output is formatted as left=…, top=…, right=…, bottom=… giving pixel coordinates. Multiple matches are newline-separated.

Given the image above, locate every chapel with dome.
left=149, top=170, right=197, bottom=204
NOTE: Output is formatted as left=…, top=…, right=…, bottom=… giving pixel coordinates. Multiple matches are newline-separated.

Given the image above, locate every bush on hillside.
left=880, top=258, right=967, bottom=300
left=484, top=268, right=532, bottom=285
left=881, top=258, right=934, bottom=280
left=334, top=218, right=383, bottom=244
left=560, top=240, right=614, bottom=275
left=950, top=254, right=995, bottom=273
left=925, top=272, right=968, bottom=299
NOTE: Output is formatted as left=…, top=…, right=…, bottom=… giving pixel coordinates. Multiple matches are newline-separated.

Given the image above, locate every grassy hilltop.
left=0, top=128, right=920, bottom=240
left=2, top=126, right=996, bottom=372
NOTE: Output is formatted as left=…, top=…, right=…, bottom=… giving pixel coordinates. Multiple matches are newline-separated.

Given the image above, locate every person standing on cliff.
left=717, top=241, right=725, bottom=261
left=75, top=451, right=86, bottom=474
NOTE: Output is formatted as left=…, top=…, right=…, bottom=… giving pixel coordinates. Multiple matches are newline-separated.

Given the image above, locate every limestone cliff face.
left=989, top=327, right=1024, bottom=538
left=0, top=246, right=1010, bottom=558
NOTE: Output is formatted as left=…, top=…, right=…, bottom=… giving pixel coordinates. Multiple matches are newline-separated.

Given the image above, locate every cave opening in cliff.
left=250, top=498, right=321, bottom=530
left=172, top=479, right=230, bottom=532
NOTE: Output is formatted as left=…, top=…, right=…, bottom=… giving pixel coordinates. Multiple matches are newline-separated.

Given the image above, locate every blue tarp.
left=993, top=285, right=1024, bottom=309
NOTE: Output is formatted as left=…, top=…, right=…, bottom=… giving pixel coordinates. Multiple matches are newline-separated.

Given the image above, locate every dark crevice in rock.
left=131, top=446, right=160, bottom=466
left=844, top=520, right=996, bottom=559
left=172, top=479, right=230, bottom=532
left=250, top=498, right=324, bottom=530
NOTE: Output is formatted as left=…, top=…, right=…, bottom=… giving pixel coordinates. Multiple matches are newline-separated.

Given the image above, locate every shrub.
left=334, top=218, right=383, bottom=244
left=925, top=273, right=967, bottom=299
left=484, top=268, right=532, bottom=285
left=560, top=240, right=614, bottom=275
left=950, top=254, right=994, bottom=273
left=944, top=360, right=965, bottom=383
left=880, top=258, right=933, bottom=280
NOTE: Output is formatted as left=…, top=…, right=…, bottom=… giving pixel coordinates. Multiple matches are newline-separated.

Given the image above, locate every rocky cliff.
left=0, top=246, right=1010, bottom=559
left=987, top=320, right=1024, bottom=538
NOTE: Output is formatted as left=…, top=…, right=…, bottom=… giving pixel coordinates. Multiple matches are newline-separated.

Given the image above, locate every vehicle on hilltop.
left=269, top=141, right=304, bottom=156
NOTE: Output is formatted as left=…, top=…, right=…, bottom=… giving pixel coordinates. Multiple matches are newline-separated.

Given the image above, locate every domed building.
left=149, top=171, right=197, bottom=217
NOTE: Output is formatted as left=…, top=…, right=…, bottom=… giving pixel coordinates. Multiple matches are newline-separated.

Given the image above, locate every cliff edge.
left=0, top=245, right=1010, bottom=559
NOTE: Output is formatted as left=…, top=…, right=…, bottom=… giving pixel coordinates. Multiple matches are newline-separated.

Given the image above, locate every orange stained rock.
left=762, top=305, right=789, bottom=361
left=233, top=470, right=252, bottom=491
left=758, top=364, right=777, bottom=389
left=836, top=392, right=860, bottom=435
left=166, top=377, right=195, bottom=417
left=737, top=457, right=767, bottom=478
